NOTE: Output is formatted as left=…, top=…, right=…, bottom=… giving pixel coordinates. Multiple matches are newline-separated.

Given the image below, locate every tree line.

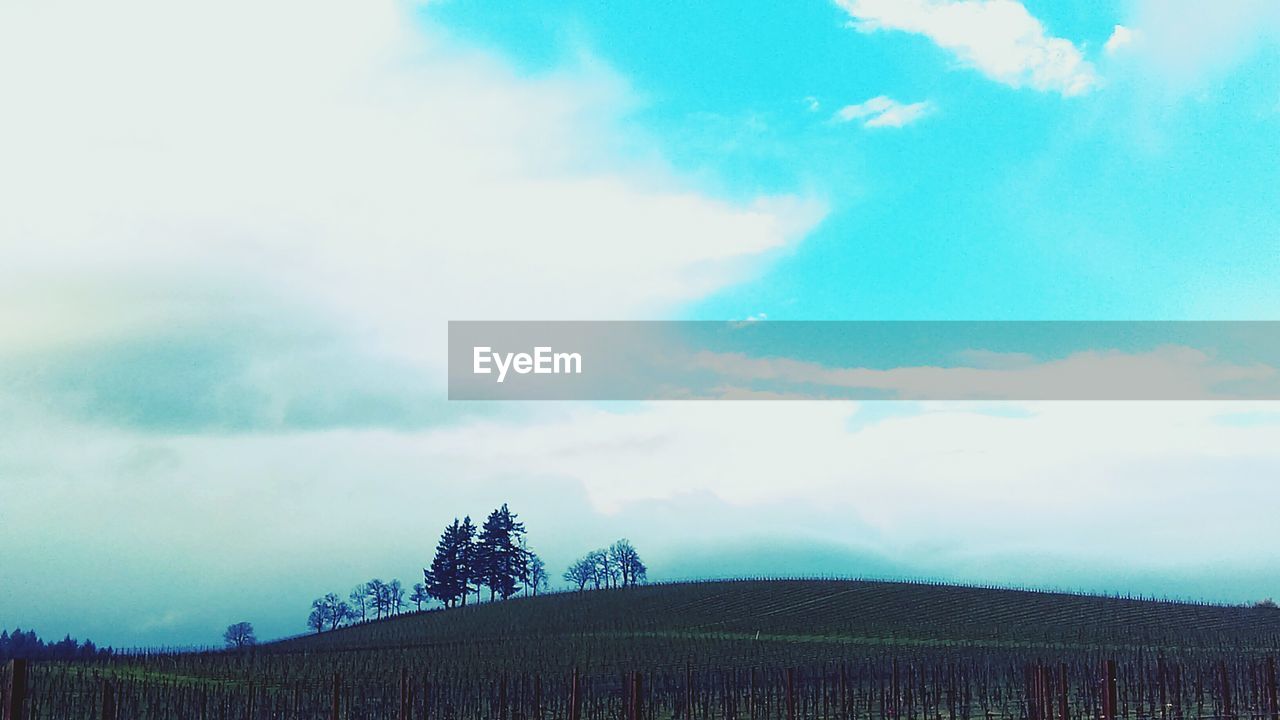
left=563, top=539, right=646, bottom=590
left=309, top=578, right=411, bottom=633
left=0, top=628, right=112, bottom=662
left=307, top=503, right=646, bottom=632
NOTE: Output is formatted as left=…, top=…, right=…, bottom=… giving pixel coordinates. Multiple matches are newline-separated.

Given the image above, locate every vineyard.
left=6, top=579, right=1280, bottom=720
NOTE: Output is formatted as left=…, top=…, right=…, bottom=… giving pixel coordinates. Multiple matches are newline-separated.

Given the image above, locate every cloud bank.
left=0, top=0, right=824, bottom=431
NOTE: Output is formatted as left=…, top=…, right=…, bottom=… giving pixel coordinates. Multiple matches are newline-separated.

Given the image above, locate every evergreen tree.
left=425, top=519, right=461, bottom=607
left=426, top=518, right=478, bottom=607
left=458, top=516, right=479, bottom=605
left=0, top=628, right=112, bottom=662
left=477, top=503, right=527, bottom=600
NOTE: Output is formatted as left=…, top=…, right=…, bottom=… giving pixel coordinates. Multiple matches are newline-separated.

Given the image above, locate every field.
left=7, top=579, right=1280, bottom=720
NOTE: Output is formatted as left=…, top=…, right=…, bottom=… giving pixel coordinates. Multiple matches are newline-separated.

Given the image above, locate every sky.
left=1, top=0, right=1279, bottom=647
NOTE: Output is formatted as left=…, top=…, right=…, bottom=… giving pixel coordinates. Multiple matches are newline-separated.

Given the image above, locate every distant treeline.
left=307, top=503, right=647, bottom=632
left=0, top=628, right=112, bottom=662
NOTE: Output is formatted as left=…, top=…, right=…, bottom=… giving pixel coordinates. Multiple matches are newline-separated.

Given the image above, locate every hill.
left=266, top=579, right=1280, bottom=673
left=20, top=580, right=1280, bottom=719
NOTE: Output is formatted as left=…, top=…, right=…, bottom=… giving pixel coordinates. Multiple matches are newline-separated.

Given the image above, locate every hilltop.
left=264, top=579, right=1280, bottom=673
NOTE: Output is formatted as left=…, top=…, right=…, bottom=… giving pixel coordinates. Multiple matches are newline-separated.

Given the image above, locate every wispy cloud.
left=834, top=96, right=934, bottom=128
left=1104, top=25, right=1138, bottom=55
left=836, top=0, right=1099, bottom=96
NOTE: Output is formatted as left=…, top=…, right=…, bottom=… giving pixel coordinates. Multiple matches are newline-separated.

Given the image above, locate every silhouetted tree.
left=387, top=579, right=406, bottom=615
left=223, top=622, right=256, bottom=649
left=349, top=585, right=370, bottom=622
left=410, top=582, right=430, bottom=611
left=609, top=539, right=647, bottom=587
left=426, top=518, right=475, bottom=608
left=587, top=549, right=614, bottom=589
left=0, top=629, right=112, bottom=662
left=563, top=541, right=648, bottom=593
left=522, top=540, right=548, bottom=596
left=366, top=579, right=390, bottom=619
left=564, top=556, right=594, bottom=591
left=331, top=594, right=353, bottom=630
left=307, top=607, right=326, bottom=634
left=478, top=503, right=528, bottom=600
left=459, top=516, right=479, bottom=604
left=310, top=593, right=353, bottom=632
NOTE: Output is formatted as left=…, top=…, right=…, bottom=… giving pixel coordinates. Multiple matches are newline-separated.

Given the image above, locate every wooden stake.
left=5, top=660, right=27, bottom=720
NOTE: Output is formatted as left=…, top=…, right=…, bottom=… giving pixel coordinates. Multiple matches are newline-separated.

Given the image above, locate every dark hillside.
left=22, top=580, right=1280, bottom=719
left=263, top=579, right=1280, bottom=674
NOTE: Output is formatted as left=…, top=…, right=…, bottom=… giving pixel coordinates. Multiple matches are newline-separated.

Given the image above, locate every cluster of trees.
left=563, top=539, right=647, bottom=590
left=424, top=504, right=546, bottom=607
left=0, top=629, right=111, bottom=662
left=308, top=504, right=549, bottom=632
left=348, top=578, right=408, bottom=621
left=308, top=578, right=411, bottom=633
left=305, top=504, right=648, bottom=633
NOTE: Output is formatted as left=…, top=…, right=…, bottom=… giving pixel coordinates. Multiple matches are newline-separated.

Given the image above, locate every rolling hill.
left=265, top=579, right=1280, bottom=673
left=19, top=580, right=1280, bottom=719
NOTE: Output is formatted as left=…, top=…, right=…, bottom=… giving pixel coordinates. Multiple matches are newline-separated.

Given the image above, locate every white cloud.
left=414, top=400, right=1280, bottom=568
left=3, top=0, right=1278, bottom=649
left=0, top=0, right=829, bottom=639
left=836, top=0, right=1099, bottom=96
left=834, top=96, right=934, bottom=128
left=0, top=0, right=824, bottom=371
left=1104, top=25, right=1138, bottom=55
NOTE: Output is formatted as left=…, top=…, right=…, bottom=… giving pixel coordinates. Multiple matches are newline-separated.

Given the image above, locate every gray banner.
left=448, top=321, right=1280, bottom=400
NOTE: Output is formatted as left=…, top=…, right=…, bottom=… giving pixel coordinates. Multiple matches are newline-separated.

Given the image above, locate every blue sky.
left=1, top=0, right=1279, bottom=648
left=430, top=0, right=1280, bottom=321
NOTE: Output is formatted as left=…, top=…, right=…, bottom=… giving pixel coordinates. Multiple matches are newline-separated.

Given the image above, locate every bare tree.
left=223, top=622, right=256, bottom=649
left=366, top=579, right=389, bottom=619
left=564, top=556, right=594, bottom=590
left=564, top=541, right=648, bottom=593
left=387, top=579, right=406, bottom=615
left=310, top=593, right=352, bottom=632
left=609, top=539, right=647, bottom=587
left=588, top=549, right=617, bottom=588
left=526, top=552, right=548, bottom=596
left=349, top=585, right=369, bottom=622
left=307, top=607, right=327, bottom=634
left=410, top=582, right=430, bottom=611
left=325, top=593, right=352, bottom=630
